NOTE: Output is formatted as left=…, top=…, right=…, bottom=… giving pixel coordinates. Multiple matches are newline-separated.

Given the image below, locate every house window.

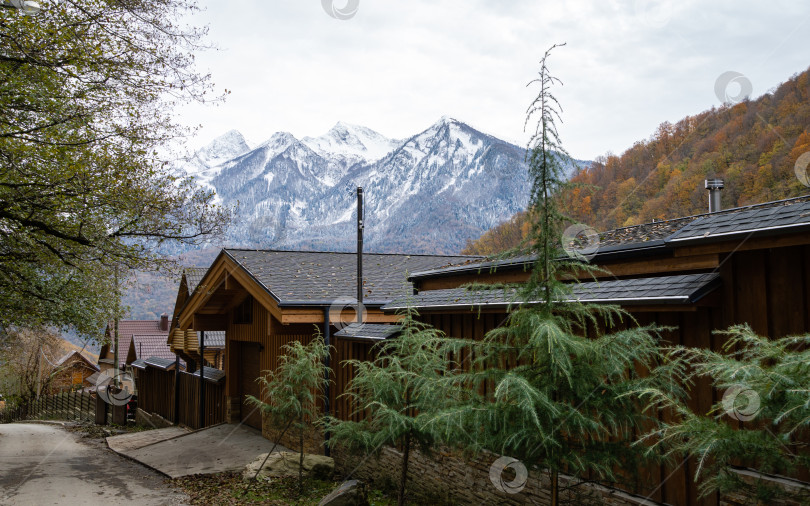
left=234, top=296, right=253, bottom=324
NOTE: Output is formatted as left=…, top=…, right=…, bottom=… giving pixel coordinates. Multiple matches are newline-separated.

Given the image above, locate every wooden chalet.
left=50, top=350, right=100, bottom=393
left=98, top=315, right=171, bottom=377
left=171, top=249, right=475, bottom=431
left=375, top=194, right=810, bottom=506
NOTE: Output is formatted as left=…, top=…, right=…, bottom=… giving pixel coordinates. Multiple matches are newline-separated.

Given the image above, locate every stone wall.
left=225, top=396, right=240, bottom=424
left=261, top=412, right=326, bottom=455
left=720, top=468, right=810, bottom=506
left=330, top=443, right=664, bottom=505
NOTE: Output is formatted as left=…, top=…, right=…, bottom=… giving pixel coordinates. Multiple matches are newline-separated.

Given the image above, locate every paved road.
left=0, top=423, right=188, bottom=505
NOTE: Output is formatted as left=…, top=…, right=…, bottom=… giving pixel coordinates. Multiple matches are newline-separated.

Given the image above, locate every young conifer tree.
left=324, top=308, right=452, bottom=506
left=426, top=44, right=668, bottom=504
left=636, top=325, right=810, bottom=503
left=247, top=333, right=330, bottom=493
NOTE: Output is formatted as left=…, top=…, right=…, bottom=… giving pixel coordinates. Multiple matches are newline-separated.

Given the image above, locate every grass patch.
left=172, top=472, right=397, bottom=505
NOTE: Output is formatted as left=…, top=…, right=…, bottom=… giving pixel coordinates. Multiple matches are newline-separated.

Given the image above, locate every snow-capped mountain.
left=184, top=129, right=252, bottom=191
left=179, top=118, right=588, bottom=254
left=302, top=122, right=401, bottom=178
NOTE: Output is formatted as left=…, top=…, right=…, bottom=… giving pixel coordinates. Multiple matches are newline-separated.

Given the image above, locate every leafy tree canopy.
left=0, top=0, right=229, bottom=337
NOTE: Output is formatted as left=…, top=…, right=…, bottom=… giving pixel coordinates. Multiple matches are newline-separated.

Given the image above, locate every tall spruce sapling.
left=636, top=325, right=810, bottom=503
left=324, top=307, right=453, bottom=506
left=246, top=333, right=330, bottom=493
left=425, top=44, right=668, bottom=504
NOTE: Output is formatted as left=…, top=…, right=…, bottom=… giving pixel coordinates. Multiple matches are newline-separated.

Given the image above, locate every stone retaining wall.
left=330, top=443, right=664, bottom=505
left=262, top=413, right=325, bottom=455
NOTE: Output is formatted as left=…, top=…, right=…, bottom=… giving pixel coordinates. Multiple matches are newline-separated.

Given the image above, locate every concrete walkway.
left=106, top=427, right=190, bottom=454
left=0, top=423, right=188, bottom=505
left=108, top=423, right=290, bottom=478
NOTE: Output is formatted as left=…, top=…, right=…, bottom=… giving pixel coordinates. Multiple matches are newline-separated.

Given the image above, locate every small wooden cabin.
left=172, top=249, right=475, bottom=433
left=98, top=316, right=172, bottom=377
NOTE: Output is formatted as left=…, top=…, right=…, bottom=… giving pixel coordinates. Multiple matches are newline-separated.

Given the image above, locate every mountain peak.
left=257, top=131, right=297, bottom=149
left=302, top=122, right=399, bottom=165
left=194, top=129, right=251, bottom=167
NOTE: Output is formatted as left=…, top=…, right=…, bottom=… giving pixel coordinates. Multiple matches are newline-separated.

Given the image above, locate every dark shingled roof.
left=144, top=356, right=177, bottom=370
left=191, top=367, right=226, bottom=384
left=131, top=359, right=147, bottom=370
left=408, top=195, right=810, bottom=280
left=334, top=323, right=401, bottom=341
left=184, top=267, right=208, bottom=293
left=667, top=198, right=810, bottom=243
left=224, top=249, right=478, bottom=306
left=383, top=273, right=720, bottom=310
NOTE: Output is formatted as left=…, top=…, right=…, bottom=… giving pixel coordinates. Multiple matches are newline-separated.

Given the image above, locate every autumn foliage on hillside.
left=464, top=67, right=810, bottom=254
left=461, top=211, right=529, bottom=255
left=568, top=68, right=810, bottom=230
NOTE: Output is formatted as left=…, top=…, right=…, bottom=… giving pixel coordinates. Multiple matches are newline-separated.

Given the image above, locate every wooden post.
left=174, top=354, right=180, bottom=424
left=95, top=392, right=106, bottom=425
left=199, top=331, right=205, bottom=429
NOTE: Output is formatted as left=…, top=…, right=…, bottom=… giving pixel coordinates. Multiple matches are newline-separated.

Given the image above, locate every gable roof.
left=223, top=249, right=478, bottom=306
left=129, top=334, right=178, bottom=362
left=101, top=319, right=171, bottom=368
left=184, top=267, right=208, bottom=293
left=383, top=272, right=720, bottom=311
left=56, top=350, right=100, bottom=371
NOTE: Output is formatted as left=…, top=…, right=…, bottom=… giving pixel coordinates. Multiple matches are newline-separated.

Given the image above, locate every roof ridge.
left=606, top=194, right=810, bottom=234
left=223, top=247, right=481, bottom=258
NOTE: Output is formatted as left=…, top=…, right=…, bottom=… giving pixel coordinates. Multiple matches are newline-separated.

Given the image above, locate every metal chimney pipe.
left=705, top=178, right=724, bottom=213
left=356, top=187, right=364, bottom=323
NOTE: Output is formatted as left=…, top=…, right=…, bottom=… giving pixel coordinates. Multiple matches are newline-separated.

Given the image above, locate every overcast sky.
left=177, top=0, right=810, bottom=161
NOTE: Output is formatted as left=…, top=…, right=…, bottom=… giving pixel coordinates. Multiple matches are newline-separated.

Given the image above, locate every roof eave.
left=666, top=223, right=810, bottom=246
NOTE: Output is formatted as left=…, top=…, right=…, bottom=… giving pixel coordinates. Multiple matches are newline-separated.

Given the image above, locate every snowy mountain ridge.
left=179, top=118, right=588, bottom=254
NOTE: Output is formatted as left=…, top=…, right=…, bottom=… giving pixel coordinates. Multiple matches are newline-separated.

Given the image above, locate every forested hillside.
left=569, top=67, right=810, bottom=229
left=463, top=67, right=810, bottom=254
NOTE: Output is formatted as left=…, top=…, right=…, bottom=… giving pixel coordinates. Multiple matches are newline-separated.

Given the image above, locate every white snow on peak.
left=258, top=131, right=298, bottom=150
left=302, top=122, right=400, bottom=164
left=195, top=129, right=251, bottom=168
left=182, top=130, right=252, bottom=196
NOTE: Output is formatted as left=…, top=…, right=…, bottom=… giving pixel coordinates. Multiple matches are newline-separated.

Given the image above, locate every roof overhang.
left=384, top=273, right=721, bottom=313
left=175, top=249, right=401, bottom=327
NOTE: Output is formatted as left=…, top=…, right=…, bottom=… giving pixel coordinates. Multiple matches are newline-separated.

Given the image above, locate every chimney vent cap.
left=705, top=178, right=725, bottom=190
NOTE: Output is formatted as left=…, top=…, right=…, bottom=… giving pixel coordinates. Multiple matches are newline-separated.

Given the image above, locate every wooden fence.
left=135, top=367, right=225, bottom=430
left=0, top=391, right=96, bottom=424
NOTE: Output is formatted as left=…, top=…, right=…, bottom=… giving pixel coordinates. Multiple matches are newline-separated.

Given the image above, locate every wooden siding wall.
left=226, top=297, right=268, bottom=398
left=721, top=245, right=810, bottom=338
left=331, top=338, right=374, bottom=422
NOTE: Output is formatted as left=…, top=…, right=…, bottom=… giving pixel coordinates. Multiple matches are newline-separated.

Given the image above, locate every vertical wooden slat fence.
left=0, top=391, right=96, bottom=423
left=134, top=367, right=225, bottom=430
